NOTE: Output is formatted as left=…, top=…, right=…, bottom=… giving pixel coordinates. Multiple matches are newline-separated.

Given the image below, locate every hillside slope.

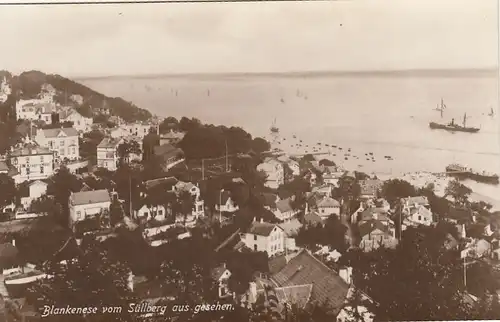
left=0, top=70, right=152, bottom=123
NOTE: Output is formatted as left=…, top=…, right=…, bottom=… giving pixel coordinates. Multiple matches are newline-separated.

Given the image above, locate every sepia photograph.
left=0, top=0, right=498, bottom=321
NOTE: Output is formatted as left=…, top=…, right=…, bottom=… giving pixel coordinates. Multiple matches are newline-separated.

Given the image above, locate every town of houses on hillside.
left=0, top=90, right=499, bottom=320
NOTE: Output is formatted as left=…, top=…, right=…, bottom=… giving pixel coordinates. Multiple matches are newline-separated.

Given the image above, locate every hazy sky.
left=0, top=0, right=498, bottom=77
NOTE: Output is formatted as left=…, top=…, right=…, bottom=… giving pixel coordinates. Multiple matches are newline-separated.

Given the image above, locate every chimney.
left=373, top=213, right=378, bottom=220
left=11, top=239, right=15, bottom=247
left=222, top=262, right=226, bottom=269
left=253, top=217, right=257, bottom=223
left=260, top=218, right=264, bottom=224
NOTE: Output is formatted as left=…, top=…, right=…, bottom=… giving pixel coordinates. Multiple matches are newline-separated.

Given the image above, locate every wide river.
left=79, top=72, right=500, bottom=200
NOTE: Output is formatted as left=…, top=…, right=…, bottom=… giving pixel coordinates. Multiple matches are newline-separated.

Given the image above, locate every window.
left=40, top=156, right=44, bottom=162
left=254, top=245, right=257, bottom=251
left=76, top=211, right=82, bottom=219
left=158, top=210, right=163, bottom=216
left=418, top=215, right=422, bottom=221
left=40, top=166, right=44, bottom=174
left=254, top=235, right=257, bottom=241
left=59, top=148, right=64, bottom=156
left=144, top=212, right=149, bottom=218
left=60, top=140, right=64, bottom=146
left=72, top=147, right=76, bottom=155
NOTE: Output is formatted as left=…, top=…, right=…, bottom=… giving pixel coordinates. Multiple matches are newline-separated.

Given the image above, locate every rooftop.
left=248, top=221, right=281, bottom=237
left=271, top=250, right=349, bottom=315
left=317, top=197, right=340, bottom=208
left=39, top=127, right=78, bottom=138
left=359, top=179, right=383, bottom=196
left=304, top=211, right=323, bottom=226
left=359, top=220, right=391, bottom=237
left=69, top=189, right=111, bottom=206
left=11, top=145, right=52, bottom=157
left=97, top=137, right=122, bottom=149
left=276, top=198, right=294, bottom=213
left=144, top=176, right=178, bottom=190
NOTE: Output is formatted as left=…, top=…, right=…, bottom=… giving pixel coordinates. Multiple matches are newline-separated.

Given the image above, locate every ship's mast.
left=463, top=113, right=467, bottom=127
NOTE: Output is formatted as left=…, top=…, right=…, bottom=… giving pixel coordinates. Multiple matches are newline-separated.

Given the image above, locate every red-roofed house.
left=240, top=219, right=285, bottom=257
left=271, top=250, right=350, bottom=315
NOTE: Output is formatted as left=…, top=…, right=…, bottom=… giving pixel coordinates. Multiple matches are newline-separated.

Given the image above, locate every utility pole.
left=225, top=139, right=228, bottom=172
left=202, top=159, right=205, bottom=181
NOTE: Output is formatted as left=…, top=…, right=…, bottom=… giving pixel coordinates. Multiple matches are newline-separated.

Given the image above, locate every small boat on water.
left=270, top=118, right=279, bottom=134
left=445, top=163, right=499, bottom=185
left=488, top=107, right=495, bottom=117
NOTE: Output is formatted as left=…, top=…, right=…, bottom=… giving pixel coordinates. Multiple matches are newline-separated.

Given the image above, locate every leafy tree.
left=179, top=117, right=202, bottom=133
left=175, top=190, right=195, bottom=224
left=109, top=199, right=124, bottom=226
left=283, top=163, right=295, bottom=184
left=47, top=166, right=82, bottom=226
left=117, top=140, right=141, bottom=165
left=251, top=137, right=271, bottom=154
left=27, top=237, right=139, bottom=322
left=445, top=179, right=472, bottom=207
left=337, top=176, right=361, bottom=217
left=381, top=179, right=417, bottom=206
left=318, top=159, right=336, bottom=167
left=340, top=226, right=480, bottom=321
left=159, top=116, right=179, bottom=133
left=0, top=173, right=16, bottom=209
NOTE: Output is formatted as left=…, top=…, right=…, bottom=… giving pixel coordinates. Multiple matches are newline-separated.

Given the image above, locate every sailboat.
left=270, top=118, right=279, bottom=133
left=488, top=107, right=495, bottom=117
left=429, top=103, right=480, bottom=133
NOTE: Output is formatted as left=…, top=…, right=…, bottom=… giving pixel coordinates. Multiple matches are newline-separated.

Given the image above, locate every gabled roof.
left=174, top=181, right=196, bottom=193
left=211, top=265, right=229, bottom=281
left=317, top=197, right=340, bottom=208
left=304, top=211, right=323, bottom=226
left=248, top=222, right=281, bottom=237
left=275, top=284, right=313, bottom=309
left=69, top=189, right=110, bottom=206
left=276, top=198, right=293, bottom=213
left=11, top=145, right=52, bottom=157
left=154, top=144, right=183, bottom=158
left=402, top=196, right=429, bottom=206
left=40, top=127, right=78, bottom=138
left=97, top=137, right=122, bottom=149
left=359, top=220, right=390, bottom=237
left=359, top=208, right=390, bottom=222
left=0, top=161, right=9, bottom=172
left=279, top=218, right=303, bottom=237
left=271, top=250, right=349, bottom=314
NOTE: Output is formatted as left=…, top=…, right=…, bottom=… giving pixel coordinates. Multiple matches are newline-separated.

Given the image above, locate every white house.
left=35, top=127, right=80, bottom=161
left=135, top=204, right=167, bottom=222
left=123, top=122, right=153, bottom=139
left=173, top=181, right=200, bottom=198
left=96, top=137, right=123, bottom=171
left=20, top=180, right=48, bottom=210
left=274, top=198, right=299, bottom=222
left=317, top=197, right=341, bottom=219
left=240, top=219, right=285, bottom=257
left=68, top=189, right=111, bottom=229
left=401, top=196, right=430, bottom=212
left=404, top=205, right=434, bottom=227
left=257, top=158, right=284, bottom=189
left=9, top=145, right=54, bottom=183
left=15, top=99, right=54, bottom=122
left=110, top=126, right=131, bottom=139
left=277, top=155, right=300, bottom=176
left=60, top=108, right=93, bottom=133
left=211, top=264, right=232, bottom=298
left=216, top=190, right=239, bottom=213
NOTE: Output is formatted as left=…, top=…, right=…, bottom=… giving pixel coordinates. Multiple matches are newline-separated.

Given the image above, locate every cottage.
left=19, top=180, right=48, bottom=210
left=153, top=144, right=185, bottom=171
left=405, top=205, right=433, bottom=227
left=274, top=198, right=299, bottom=222
left=60, top=108, right=93, bottom=133
left=216, top=190, right=239, bottom=213
left=359, top=220, right=397, bottom=252
left=68, top=189, right=111, bottom=229
left=211, top=264, right=232, bottom=298
left=240, top=220, right=285, bottom=257
left=317, top=197, right=341, bottom=219
left=135, top=203, right=167, bottom=222
left=271, top=250, right=350, bottom=315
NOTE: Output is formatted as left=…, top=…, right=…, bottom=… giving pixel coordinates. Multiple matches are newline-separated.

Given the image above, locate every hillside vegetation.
left=0, top=70, right=151, bottom=123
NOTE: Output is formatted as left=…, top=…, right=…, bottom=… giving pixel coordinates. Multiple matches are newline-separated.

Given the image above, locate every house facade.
left=404, top=205, right=434, bottom=227
left=240, top=220, right=285, bottom=257
left=9, top=146, right=54, bottom=183
left=274, top=198, right=299, bottom=222
left=216, top=190, right=239, bottom=213
left=317, top=197, right=341, bottom=219
left=35, top=127, right=80, bottom=161
left=20, top=180, right=48, bottom=210
left=60, top=108, right=93, bottom=133
left=257, top=158, right=284, bottom=189
left=96, top=137, right=123, bottom=171
left=124, top=122, right=153, bottom=139
left=212, top=264, right=232, bottom=298
left=68, top=189, right=111, bottom=229
left=135, top=204, right=167, bottom=222
left=15, top=99, right=54, bottom=122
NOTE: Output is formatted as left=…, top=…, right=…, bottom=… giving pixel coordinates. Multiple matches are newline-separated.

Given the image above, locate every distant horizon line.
left=73, top=67, right=499, bottom=81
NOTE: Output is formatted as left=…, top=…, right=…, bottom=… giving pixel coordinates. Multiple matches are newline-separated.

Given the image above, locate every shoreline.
left=267, top=133, right=500, bottom=212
